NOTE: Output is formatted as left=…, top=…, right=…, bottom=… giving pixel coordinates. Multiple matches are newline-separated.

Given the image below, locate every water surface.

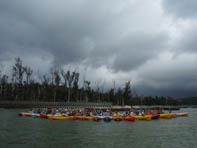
left=0, top=108, right=196, bottom=148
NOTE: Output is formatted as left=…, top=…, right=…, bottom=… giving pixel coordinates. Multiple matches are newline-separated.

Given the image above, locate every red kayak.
left=125, top=117, right=135, bottom=122
left=18, top=113, right=23, bottom=116
left=40, top=113, right=48, bottom=119
left=151, top=114, right=160, bottom=120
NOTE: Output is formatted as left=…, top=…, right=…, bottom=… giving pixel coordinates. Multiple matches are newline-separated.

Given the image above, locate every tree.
left=40, top=74, right=51, bottom=101
left=116, top=88, right=123, bottom=105
left=12, top=57, right=25, bottom=85
left=24, top=66, right=33, bottom=85
left=49, top=66, right=61, bottom=102
left=23, top=66, right=33, bottom=100
left=108, top=88, right=115, bottom=103
left=0, top=56, right=181, bottom=105
left=12, top=57, right=25, bottom=100
left=123, top=81, right=132, bottom=105
left=73, top=72, right=79, bottom=101
left=0, top=74, right=8, bottom=99
left=66, top=71, right=75, bottom=102
left=42, top=74, right=50, bottom=87
left=84, top=80, right=91, bottom=102
left=61, top=69, right=77, bottom=102
left=54, top=68, right=61, bottom=102
left=61, top=69, right=68, bottom=101
left=94, top=80, right=102, bottom=102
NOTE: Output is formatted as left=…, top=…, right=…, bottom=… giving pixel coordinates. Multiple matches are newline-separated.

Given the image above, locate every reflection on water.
left=0, top=108, right=197, bottom=148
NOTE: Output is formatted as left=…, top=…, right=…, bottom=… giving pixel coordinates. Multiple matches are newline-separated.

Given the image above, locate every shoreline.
left=0, top=101, right=188, bottom=110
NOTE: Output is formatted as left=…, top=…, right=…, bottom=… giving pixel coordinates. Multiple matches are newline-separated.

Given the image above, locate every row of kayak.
left=18, top=112, right=189, bottom=121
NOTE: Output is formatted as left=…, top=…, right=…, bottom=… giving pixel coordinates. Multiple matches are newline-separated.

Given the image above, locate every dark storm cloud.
left=135, top=52, right=197, bottom=97
left=1, top=0, right=197, bottom=97
left=112, top=32, right=168, bottom=71
left=0, top=0, right=94, bottom=64
left=0, top=0, right=167, bottom=69
left=136, top=84, right=197, bottom=98
left=162, top=0, right=197, bottom=18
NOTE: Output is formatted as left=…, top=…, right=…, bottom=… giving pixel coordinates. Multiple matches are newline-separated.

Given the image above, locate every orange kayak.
left=112, top=116, right=123, bottom=121
left=48, top=116, right=71, bottom=120
left=75, top=116, right=84, bottom=120
left=83, top=116, right=94, bottom=120
left=18, top=112, right=32, bottom=117
left=176, top=112, right=189, bottom=117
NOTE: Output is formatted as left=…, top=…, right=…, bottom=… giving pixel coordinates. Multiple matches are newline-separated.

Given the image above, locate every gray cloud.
left=0, top=0, right=197, bottom=97
left=0, top=0, right=167, bottom=66
left=174, top=26, right=197, bottom=54
left=112, top=32, right=168, bottom=71
left=162, top=0, right=197, bottom=19
left=135, top=52, right=197, bottom=97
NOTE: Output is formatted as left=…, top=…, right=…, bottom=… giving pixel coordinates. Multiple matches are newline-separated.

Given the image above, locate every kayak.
left=124, top=116, right=135, bottom=122
left=83, top=116, right=94, bottom=120
left=112, top=116, right=123, bottom=121
left=151, top=114, right=160, bottom=120
left=103, top=116, right=112, bottom=122
left=97, top=116, right=104, bottom=119
left=18, top=112, right=32, bottom=117
left=159, top=113, right=172, bottom=119
left=93, top=117, right=102, bottom=121
left=40, top=113, right=48, bottom=119
left=32, top=113, right=40, bottom=118
left=144, top=115, right=152, bottom=121
left=132, top=115, right=151, bottom=121
left=72, top=116, right=78, bottom=120
left=169, top=113, right=177, bottom=118
left=176, top=112, right=189, bottom=117
left=48, top=116, right=71, bottom=120
left=75, top=116, right=84, bottom=120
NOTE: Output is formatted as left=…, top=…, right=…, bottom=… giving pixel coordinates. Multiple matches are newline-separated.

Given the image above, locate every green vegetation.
left=0, top=57, right=196, bottom=105
left=177, top=97, right=197, bottom=105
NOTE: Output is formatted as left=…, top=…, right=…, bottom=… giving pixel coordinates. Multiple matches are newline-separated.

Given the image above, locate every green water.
left=0, top=108, right=196, bottom=148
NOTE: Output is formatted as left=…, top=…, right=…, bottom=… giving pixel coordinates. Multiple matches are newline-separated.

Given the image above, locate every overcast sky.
left=0, top=0, right=197, bottom=97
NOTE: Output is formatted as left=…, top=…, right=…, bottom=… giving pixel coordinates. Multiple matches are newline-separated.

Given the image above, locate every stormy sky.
left=0, top=0, right=197, bottom=97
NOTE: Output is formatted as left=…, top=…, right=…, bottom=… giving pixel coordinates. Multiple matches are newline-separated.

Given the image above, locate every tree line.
left=0, top=57, right=194, bottom=105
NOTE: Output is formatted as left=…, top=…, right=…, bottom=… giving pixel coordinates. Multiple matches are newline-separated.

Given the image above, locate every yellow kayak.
left=83, top=116, right=94, bottom=120
left=160, top=114, right=172, bottom=119
left=75, top=116, right=84, bottom=120
left=75, top=116, right=94, bottom=120
left=132, top=115, right=151, bottom=121
left=122, top=116, right=134, bottom=120
left=144, top=115, right=152, bottom=121
left=72, top=116, right=78, bottom=120
left=48, top=116, right=71, bottom=120
left=112, top=116, right=123, bottom=121
left=169, top=113, right=177, bottom=118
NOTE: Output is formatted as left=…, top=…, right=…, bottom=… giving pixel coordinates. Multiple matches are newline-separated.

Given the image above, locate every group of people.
left=32, top=108, right=166, bottom=117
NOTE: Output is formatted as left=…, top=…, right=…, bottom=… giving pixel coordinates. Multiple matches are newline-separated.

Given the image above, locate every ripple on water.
left=0, top=108, right=197, bottom=148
